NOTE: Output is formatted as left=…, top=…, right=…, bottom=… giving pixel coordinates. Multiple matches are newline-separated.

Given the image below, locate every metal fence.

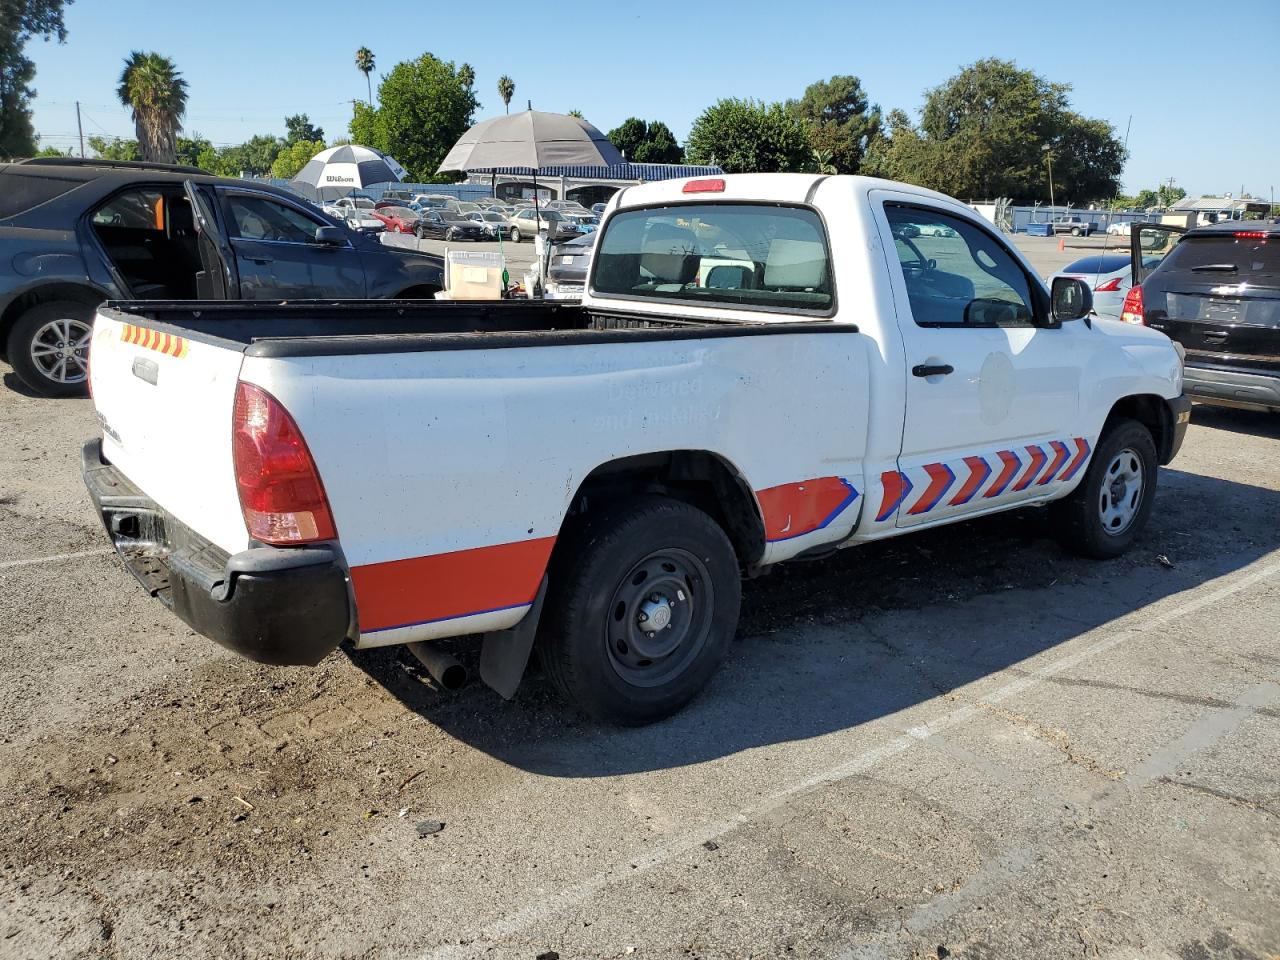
left=1006, top=205, right=1154, bottom=233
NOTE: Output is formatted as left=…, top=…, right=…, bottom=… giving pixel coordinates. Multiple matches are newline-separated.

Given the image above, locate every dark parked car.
left=414, top=210, right=486, bottom=242
left=1126, top=220, right=1280, bottom=412
left=545, top=231, right=595, bottom=300
left=0, top=158, right=443, bottom=396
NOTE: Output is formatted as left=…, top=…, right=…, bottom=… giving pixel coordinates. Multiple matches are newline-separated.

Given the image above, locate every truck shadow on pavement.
left=346, top=459, right=1280, bottom=778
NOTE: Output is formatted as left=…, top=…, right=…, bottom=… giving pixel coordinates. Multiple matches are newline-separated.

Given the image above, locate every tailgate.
left=88, top=309, right=250, bottom=553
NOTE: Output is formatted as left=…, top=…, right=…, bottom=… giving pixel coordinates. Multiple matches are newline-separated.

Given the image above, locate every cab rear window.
left=592, top=203, right=833, bottom=313
left=0, top=172, right=83, bottom=219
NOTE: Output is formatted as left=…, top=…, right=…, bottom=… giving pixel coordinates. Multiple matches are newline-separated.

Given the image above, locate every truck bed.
left=99, top=299, right=852, bottom=359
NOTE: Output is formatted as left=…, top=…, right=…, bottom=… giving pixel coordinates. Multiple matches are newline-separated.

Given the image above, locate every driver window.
left=226, top=195, right=320, bottom=244
left=885, top=204, right=1035, bottom=328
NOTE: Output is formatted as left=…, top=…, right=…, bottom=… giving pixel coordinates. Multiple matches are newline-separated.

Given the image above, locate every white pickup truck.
left=83, top=174, right=1190, bottom=724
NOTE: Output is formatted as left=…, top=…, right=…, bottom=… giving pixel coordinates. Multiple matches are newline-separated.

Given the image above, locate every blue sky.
left=26, top=0, right=1280, bottom=200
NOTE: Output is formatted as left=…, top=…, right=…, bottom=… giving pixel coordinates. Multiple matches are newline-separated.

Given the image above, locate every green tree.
left=208, top=133, right=283, bottom=176
left=355, top=46, right=375, bottom=105
left=786, top=75, right=880, bottom=174
left=270, top=138, right=324, bottom=179
left=865, top=59, right=1124, bottom=203
left=497, top=74, right=514, bottom=114
left=284, top=113, right=323, bottom=145
left=812, top=148, right=837, bottom=175
left=87, top=134, right=140, bottom=160
left=116, top=51, right=188, bottom=163
left=33, top=143, right=68, bottom=157
left=458, top=63, right=475, bottom=89
left=174, top=133, right=212, bottom=167
left=567, top=109, right=583, bottom=119
left=347, top=53, right=477, bottom=181
left=684, top=99, right=810, bottom=173
left=1159, top=184, right=1186, bottom=207
left=607, top=117, right=683, bottom=164
left=1, top=0, right=71, bottom=159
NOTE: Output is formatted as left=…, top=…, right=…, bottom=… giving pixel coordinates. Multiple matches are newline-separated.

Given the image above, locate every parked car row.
left=319, top=191, right=605, bottom=243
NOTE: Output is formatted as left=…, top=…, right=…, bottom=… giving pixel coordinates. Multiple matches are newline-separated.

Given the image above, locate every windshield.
left=593, top=203, right=833, bottom=312
left=352, top=198, right=374, bottom=209
left=1063, top=255, right=1129, bottom=274
left=541, top=210, right=565, bottom=221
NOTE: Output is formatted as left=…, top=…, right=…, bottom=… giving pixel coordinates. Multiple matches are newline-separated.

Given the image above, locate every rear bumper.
left=81, top=439, right=351, bottom=666
left=1183, top=364, right=1280, bottom=411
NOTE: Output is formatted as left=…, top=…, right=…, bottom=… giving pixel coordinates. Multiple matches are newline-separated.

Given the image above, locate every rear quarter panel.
left=239, top=330, right=870, bottom=645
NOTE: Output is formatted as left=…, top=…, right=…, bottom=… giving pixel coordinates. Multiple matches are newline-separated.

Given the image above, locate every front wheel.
left=539, top=497, right=741, bottom=724
left=8, top=300, right=95, bottom=398
left=509, top=227, right=522, bottom=243
left=1050, top=418, right=1158, bottom=559
left=1071, top=227, right=1082, bottom=237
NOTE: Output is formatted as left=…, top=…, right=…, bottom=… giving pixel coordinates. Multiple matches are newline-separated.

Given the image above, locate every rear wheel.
left=540, top=497, right=741, bottom=724
left=1071, top=226, right=1082, bottom=237
left=1050, top=418, right=1158, bottom=558
left=509, top=227, right=522, bottom=243
left=8, top=300, right=95, bottom=398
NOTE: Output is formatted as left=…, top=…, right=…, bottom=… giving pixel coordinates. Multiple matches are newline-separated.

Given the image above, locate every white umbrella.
left=291, top=144, right=407, bottom=200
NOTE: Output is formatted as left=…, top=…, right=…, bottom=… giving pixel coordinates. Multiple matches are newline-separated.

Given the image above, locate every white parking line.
left=453, top=555, right=1280, bottom=949
left=0, top=548, right=111, bottom=571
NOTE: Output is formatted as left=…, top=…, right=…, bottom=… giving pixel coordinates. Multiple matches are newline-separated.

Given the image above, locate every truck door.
left=215, top=187, right=368, bottom=299
left=183, top=180, right=239, bottom=298
left=870, top=192, right=1085, bottom=529
left=1129, top=223, right=1185, bottom=287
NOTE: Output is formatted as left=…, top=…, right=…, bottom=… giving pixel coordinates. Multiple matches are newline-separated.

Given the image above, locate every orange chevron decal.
left=121, top=324, right=188, bottom=358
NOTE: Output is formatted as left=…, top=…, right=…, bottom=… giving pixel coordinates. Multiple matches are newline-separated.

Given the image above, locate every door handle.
left=1202, top=330, right=1229, bottom=342
left=912, top=363, right=954, bottom=378
left=248, top=255, right=273, bottom=265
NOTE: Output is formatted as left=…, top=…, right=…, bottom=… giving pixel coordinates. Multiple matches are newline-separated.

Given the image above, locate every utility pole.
left=75, top=101, right=84, bottom=158
left=1042, top=144, right=1055, bottom=214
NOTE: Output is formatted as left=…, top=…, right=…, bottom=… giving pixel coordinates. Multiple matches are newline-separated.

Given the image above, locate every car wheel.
left=7, top=300, right=96, bottom=398
left=1050, top=418, right=1158, bottom=559
left=509, top=227, right=521, bottom=243
left=1071, top=227, right=1082, bottom=237
left=539, top=496, right=741, bottom=725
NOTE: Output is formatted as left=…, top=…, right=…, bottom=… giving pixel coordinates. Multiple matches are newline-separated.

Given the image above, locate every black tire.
left=1071, top=226, right=1082, bottom=237
left=509, top=227, right=522, bottom=243
left=540, top=497, right=741, bottom=725
left=1050, top=418, right=1158, bottom=559
left=7, top=300, right=95, bottom=398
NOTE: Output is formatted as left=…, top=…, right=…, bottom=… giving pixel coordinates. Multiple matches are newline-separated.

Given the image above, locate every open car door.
left=1130, top=222, right=1185, bottom=287
left=183, top=180, right=238, bottom=299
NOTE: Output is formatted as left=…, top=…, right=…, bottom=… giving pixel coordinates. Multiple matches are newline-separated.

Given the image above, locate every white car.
left=1048, top=253, right=1159, bottom=320
left=503, top=207, right=578, bottom=242
left=1106, top=221, right=1134, bottom=237
left=84, top=173, right=1188, bottom=724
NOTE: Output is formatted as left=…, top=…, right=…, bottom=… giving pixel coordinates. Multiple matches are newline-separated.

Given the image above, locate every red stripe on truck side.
left=756, top=476, right=858, bottom=542
left=350, top=537, right=557, bottom=633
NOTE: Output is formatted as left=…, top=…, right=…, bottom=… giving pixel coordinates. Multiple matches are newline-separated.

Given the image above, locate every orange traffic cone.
left=1058, top=237, right=1065, bottom=251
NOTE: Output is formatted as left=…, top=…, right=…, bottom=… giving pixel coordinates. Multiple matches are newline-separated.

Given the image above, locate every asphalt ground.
left=0, top=234, right=1277, bottom=959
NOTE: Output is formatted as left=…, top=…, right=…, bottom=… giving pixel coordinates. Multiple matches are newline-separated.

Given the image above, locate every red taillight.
left=232, top=381, right=337, bottom=544
left=1120, top=285, right=1145, bottom=325
left=1094, top=276, right=1123, bottom=293
left=682, top=178, right=725, bottom=194
left=1234, top=231, right=1267, bottom=240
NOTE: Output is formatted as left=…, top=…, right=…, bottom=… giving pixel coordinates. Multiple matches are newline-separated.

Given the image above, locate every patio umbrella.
left=438, top=110, right=622, bottom=264
left=291, top=144, right=407, bottom=201
left=437, top=110, right=622, bottom=175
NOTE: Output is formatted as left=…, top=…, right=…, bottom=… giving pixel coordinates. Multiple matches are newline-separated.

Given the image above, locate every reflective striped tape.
left=121, top=323, right=188, bottom=358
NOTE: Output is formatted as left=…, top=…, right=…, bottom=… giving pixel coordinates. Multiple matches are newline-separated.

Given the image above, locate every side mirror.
left=314, top=226, right=344, bottom=246
left=1051, top=276, right=1092, bottom=322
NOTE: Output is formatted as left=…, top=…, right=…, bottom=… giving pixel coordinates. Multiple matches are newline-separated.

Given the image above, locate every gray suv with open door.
left=0, top=158, right=444, bottom=397
left=1128, top=220, right=1280, bottom=412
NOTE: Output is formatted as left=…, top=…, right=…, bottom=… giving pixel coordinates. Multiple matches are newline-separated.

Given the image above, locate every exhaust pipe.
left=406, top=642, right=467, bottom=691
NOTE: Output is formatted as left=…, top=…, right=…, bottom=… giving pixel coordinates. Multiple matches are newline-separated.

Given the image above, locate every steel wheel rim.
left=30, top=317, right=91, bottom=384
left=605, top=547, right=713, bottom=688
left=1098, top=447, right=1144, bottom=536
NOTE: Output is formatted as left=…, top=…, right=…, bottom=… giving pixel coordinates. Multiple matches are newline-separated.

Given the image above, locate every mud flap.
left=479, top=576, right=548, bottom=699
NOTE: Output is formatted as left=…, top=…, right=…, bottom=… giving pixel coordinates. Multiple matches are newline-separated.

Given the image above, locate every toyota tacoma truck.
left=83, top=174, right=1190, bottom=724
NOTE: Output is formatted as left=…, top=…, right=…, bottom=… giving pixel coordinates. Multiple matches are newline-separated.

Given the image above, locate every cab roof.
left=611, top=172, right=966, bottom=211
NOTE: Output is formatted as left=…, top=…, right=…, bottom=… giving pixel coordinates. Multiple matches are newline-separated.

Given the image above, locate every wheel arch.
left=557, top=450, right=766, bottom=570
left=0, top=281, right=108, bottom=360
left=394, top=284, right=442, bottom=300
left=1104, top=394, right=1176, bottom=464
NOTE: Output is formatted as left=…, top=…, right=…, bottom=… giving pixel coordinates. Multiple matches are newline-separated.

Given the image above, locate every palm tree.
left=458, top=63, right=475, bottom=89
left=497, top=75, right=515, bottom=115
left=812, top=148, right=837, bottom=175
left=568, top=109, right=584, bottom=119
left=116, top=52, right=187, bottom=164
left=355, top=47, right=375, bottom=106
